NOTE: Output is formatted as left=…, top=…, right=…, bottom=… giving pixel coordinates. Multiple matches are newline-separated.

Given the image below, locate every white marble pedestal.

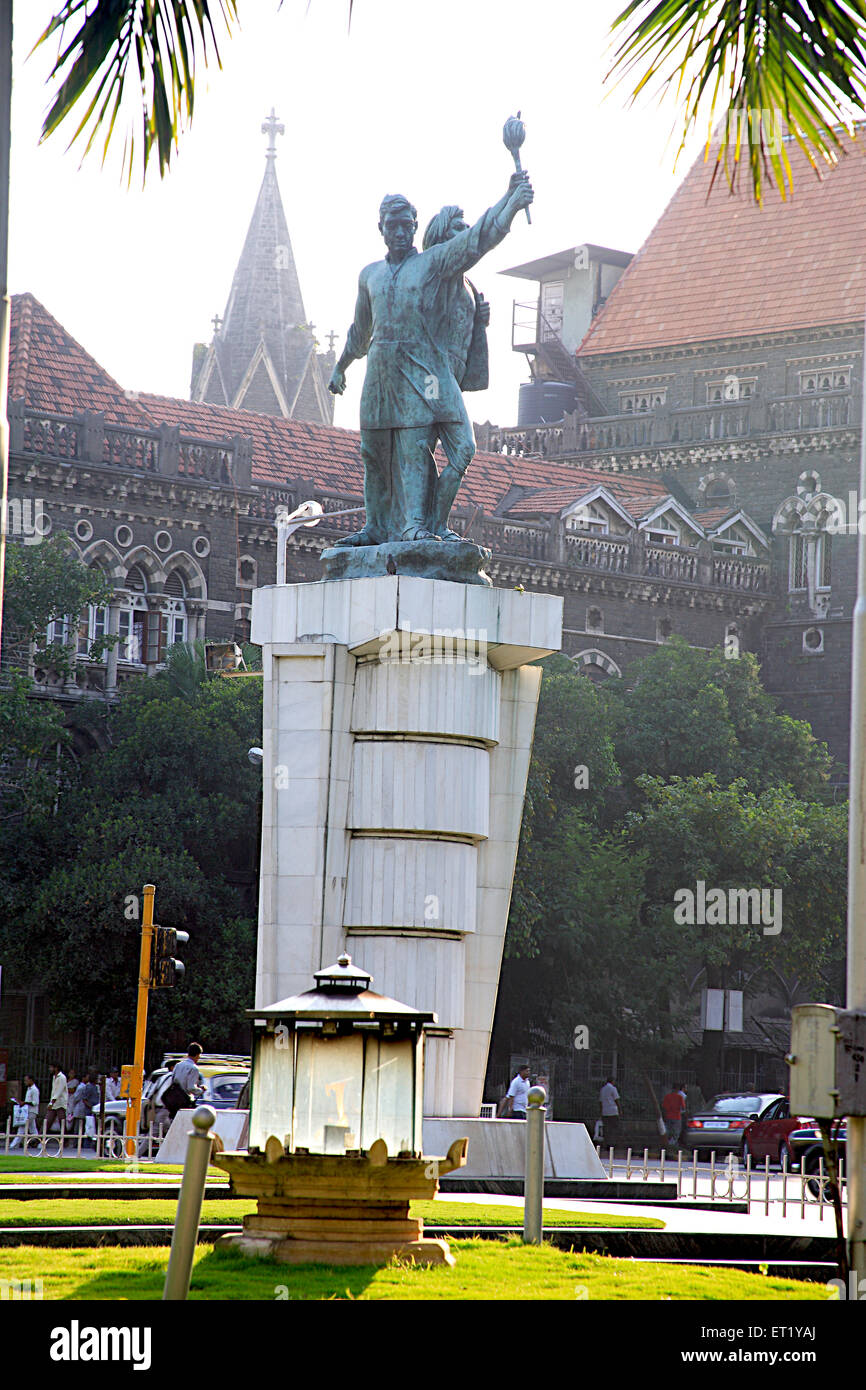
left=251, top=576, right=563, bottom=1118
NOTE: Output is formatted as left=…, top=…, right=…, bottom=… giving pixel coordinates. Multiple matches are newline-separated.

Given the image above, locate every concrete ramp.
left=424, top=1119, right=605, bottom=1180
left=156, top=1110, right=248, bottom=1163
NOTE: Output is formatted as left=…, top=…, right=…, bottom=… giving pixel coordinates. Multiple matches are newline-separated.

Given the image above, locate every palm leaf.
left=33, top=1, right=241, bottom=185
left=608, top=2, right=866, bottom=203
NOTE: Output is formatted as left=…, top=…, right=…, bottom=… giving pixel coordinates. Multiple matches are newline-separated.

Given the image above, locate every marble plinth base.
left=321, top=537, right=491, bottom=585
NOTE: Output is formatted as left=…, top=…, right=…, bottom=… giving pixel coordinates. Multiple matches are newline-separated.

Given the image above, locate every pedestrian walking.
left=47, top=1063, right=68, bottom=1132
left=65, top=1071, right=80, bottom=1131
left=661, top=1083, right=687, bottom=1150
left=10, top=1075, right=39, bottom=1148
left=72, top=1071, right=100, bottom=1148
left=163, top=1043, right=205, bottom=1120
left=599, top=1077, right=621, bottom=1150
left=105, top=1068, right=121, bottom=1102
left=498, top=1063, right=531, bottom=1119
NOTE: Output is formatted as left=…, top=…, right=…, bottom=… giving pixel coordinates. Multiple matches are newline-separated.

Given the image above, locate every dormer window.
left=567, top=502, right=610, bottom=534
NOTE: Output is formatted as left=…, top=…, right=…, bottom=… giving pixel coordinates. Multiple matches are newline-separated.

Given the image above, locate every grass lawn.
left=0, top=1197, right=663, bottom=1229
left=0, top=1159, right=201, bottom=1178
left=0, top=1240, right=827, bottom=1300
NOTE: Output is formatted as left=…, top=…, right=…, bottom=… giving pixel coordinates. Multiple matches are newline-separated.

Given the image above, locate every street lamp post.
left=213, top=955, right=468, bottom=1266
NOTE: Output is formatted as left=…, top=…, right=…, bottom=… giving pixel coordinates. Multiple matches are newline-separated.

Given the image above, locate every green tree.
left=3, top=533, right=114, bottom=672
left=626, top=773, right=847, bottom=1094
left=497, top=649, right=844, bottom=1098
left=2, top=649, right=263, bottom=1056
left=0, top=536, right=115, bottom=913
left=604, top=638, right=833, bottom=802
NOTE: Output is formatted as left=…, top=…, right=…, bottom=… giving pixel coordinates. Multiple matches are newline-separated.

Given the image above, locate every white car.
left=94, top=1065, right=249, bottom=1136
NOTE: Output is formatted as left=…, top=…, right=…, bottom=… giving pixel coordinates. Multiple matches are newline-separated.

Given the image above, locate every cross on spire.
left=262, top=108, right=285, bottom=159
left=326, top=330, right=338, bottom=351
left=211, top=313, right=222, bottom=337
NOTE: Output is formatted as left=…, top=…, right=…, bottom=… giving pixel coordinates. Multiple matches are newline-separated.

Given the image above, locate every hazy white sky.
left=8, top=1, right=709, bottom=430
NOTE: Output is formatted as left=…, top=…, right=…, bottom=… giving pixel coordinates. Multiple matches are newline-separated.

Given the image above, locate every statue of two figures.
left=328, top=170, right=534, bottom=570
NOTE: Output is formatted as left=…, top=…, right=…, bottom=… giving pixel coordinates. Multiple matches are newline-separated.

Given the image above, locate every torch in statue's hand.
left=503, top=111, right=531, bottom=224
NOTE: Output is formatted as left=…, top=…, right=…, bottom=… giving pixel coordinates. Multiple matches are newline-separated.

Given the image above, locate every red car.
left=741, top=1097, right=807, bottom=1167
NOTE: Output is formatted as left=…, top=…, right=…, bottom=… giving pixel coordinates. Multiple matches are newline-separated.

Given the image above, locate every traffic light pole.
left=125, top=884, right=156, bottom=1160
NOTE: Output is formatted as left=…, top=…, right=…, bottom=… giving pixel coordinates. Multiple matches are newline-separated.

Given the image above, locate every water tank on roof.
left=517, top=380, right=577, bottom=427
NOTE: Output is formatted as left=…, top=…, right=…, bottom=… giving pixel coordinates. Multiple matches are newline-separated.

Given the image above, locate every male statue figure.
left=328, top=171, right=534, bottom=545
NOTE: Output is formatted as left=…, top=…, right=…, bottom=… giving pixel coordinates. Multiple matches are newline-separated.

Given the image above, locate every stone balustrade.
left=9, top=400, right=253, bottom=488
left=479, top=387, right=857, bottom=459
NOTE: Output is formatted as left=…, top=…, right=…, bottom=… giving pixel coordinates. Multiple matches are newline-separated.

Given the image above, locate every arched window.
left=161, top=569, right=188, bottom=651
left=816, top=534, right=831, bottom=590
left=706, top=477, right=734, bottom=502
left=119, top=564, right=149, bottom=664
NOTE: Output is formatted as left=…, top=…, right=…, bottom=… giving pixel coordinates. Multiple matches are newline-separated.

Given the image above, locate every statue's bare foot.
left=401, top=525, right=439, bottom=542
left=333, top=527, right=383, bottom=548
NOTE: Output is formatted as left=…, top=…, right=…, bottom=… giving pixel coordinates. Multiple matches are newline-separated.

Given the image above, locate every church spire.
left=190, top=112, right=334, bottom=424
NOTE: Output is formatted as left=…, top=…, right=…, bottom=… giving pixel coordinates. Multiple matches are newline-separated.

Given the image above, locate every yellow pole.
left=125, top=884, right=155, bottom=1160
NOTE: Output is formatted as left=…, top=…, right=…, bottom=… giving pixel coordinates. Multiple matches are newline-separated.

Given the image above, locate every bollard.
left=523, top=1085, right=546, bottom=1244
left=163, top=1106, right=216, bottom=1301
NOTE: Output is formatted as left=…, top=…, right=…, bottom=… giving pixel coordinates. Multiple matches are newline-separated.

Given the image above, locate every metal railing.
left=597, top=1145, right=845, bottom=1220
left=2, top=1114, right=168, bottom=1161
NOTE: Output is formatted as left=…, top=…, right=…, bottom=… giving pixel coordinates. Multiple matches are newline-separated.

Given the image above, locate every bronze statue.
left=328, top=172, right=534, bottom=548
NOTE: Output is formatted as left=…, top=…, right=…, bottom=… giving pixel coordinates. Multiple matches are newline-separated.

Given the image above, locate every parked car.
left=94, top=1061, right=249, bottom=1136
left=786, top=1121, right=847, bottom=1199
left=741, top=1097, right=806, bottom=1167
left=682, top=1091, right=785, bottom=1159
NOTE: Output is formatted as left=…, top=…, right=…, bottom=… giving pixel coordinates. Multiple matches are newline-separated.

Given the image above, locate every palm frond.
left=34, top=1, right=240, bottom=185
left=608, top=2, right=866, bottom=202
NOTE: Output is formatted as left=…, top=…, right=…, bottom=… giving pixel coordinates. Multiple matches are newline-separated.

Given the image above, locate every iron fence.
left=2, top=1114, right=167, bottom=1162
left=597, top=1145, right=846, bottom=1220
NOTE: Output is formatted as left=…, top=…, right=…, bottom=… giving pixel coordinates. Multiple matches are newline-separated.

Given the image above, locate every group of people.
left=498, top=1071, right=692, bottom=1151
left=598, top=1078, right=690, bottom=1151
left=9, top=1064, right=123, bottom=1148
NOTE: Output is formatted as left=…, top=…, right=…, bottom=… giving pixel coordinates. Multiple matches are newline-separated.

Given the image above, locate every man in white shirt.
left=47, top=1063, right=68, bottom=1132
left=599, top=1077, right=621, bottom=1149
left=501, top=1064, right=531, bottom=1119
left=105, top=1068, right=121, bottom=1102
left=11, top=1075, right=40, bottom=1147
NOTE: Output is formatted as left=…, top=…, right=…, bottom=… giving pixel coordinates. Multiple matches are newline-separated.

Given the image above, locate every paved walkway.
left=435, top=1188, right=847, bottom=1238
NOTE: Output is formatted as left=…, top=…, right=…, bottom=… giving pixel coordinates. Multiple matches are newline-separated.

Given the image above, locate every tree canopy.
left=497, top=644, right=846, bottom=1097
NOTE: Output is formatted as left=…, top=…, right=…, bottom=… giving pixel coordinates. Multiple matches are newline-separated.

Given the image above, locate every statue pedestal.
left=321, top=537, right=492, bottom=586
left=251, top=575, right=562, bottom=1118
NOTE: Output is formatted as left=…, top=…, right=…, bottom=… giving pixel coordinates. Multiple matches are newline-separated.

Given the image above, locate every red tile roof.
left=580, top=136, right=866, bottom=355
left=694, top=506, right=737, bottom=528
left=4, top=293, right=702, bottom=523
left=502, top=479, right=668, bottom=517
left=137, top=391, right=672, bottom=515
left=9, top=294, right=153, bottom=428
